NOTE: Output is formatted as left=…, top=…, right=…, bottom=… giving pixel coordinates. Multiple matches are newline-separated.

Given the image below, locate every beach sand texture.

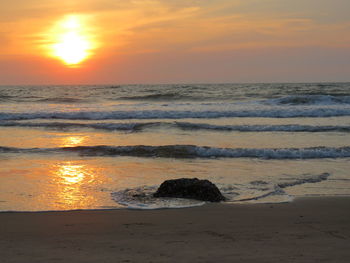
left=1, top=197, right=349, bottom=263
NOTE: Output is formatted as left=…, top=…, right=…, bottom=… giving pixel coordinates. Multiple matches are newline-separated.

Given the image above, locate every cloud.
left=0, top=0, right=349, bottom=84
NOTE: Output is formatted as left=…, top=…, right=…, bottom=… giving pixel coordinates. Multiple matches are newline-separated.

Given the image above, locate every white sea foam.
left=61, top=145, right=350, bottom=159
left=111, top=186, right=205, bottom=209
left=1, top=121, right=349, bottom=133
left=1, top=145, right=350, bottom=159
left=0, top=121, right=159, bottom=131
left=277, top=173, right=331, bottom=188
left=111, top=173, right=331, bottom=208
left=223, top=173, right=331, bottom=203
left=175, top=122, right=350, bottom=132
left=1, top=107, right=350, bottom=120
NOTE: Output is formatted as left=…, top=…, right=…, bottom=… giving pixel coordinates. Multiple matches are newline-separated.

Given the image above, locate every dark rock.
left=153, top=178, right=226, bottom=202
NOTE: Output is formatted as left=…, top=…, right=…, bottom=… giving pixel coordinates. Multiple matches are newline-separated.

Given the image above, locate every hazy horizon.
left=1, top=81, right=350, bottom=87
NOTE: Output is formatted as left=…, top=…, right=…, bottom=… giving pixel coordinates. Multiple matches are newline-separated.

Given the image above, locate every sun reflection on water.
left=50, top=162, right=98, bottom=210
left=58, top=164, right=86, bottom=184
left=62, top=136, right=85, bottom=147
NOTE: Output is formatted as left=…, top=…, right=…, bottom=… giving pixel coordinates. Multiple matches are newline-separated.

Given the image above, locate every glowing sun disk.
left=48, top=15, right=96, bottom=66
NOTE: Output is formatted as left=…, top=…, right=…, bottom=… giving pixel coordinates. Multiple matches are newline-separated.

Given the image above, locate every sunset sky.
left=1, top=0, right=349, bottom=84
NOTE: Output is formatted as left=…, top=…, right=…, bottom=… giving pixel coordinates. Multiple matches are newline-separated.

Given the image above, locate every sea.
left=0, top=83, right=350, bottom=211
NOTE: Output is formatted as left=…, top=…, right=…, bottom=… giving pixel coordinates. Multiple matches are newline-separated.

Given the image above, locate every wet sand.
left=0, top=197, right=349, bottom=263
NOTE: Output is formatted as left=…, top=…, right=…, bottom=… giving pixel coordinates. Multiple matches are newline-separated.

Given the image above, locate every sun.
left=47, top=15, right=97, bottom=67
left=53, top=31, right=90, bottom=65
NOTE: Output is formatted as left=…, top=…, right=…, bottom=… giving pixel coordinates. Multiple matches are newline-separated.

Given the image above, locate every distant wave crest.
left=119, top=92, right=194, bottom=101
left=264, top=95, right=350, bottom=105
left=1, top=145, right=350, bottom=159
left=2, top=107, right=350, bottom=120
left=1, top=121, right=350, bottom=133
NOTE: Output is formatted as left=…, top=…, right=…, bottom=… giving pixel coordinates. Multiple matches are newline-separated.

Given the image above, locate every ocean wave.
left=2, top=121, right=350, bottom=133
left=55, top=145, right=350, bottom=159
left=0, top=94, right=19, bottom=103
left=264, top=95, right=350, bottom=105
left=36, top=97, right=84, bottom=103
left=119, top=92, right=194, bottom=101
left=1, top=145, right=350, bottom=159
left=0, top=121, right=160, bottom=132
left=1, top=107, right=350, bottom=120
left=175, top=122, right=350, bottom=132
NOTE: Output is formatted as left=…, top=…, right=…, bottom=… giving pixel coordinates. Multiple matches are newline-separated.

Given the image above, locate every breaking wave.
left=1, top=145, right=350, bottom=159
left=265, top=95, right=350, bottom=105
left=1, top=121, right=349, bottom=133
left=0, top=121, right=159, bottom=132
left=1, top=107, right=350, bottom=120
left=174, top=122, right=350, bottom=132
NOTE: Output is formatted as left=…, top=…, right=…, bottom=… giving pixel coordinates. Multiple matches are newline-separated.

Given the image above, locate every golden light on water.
left=58, top=164, right=86, bottom=185
left=46, top=15, right=97, bottom=67
left=62, top=136, right=85, bottom=147
left=51, top=162, right=97, bottom=209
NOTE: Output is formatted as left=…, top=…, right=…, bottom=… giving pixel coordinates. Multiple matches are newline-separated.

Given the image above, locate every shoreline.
left=1, top=196, right=349, bottom=262
left=1, top=194, right=348, bottom=214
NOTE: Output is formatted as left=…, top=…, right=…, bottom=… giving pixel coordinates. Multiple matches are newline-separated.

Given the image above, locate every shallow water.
left=0, top=83, right=350, bottom=210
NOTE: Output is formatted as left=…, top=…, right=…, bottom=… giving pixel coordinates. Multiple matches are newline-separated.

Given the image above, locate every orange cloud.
left=0, top=0, right=349, bottom=83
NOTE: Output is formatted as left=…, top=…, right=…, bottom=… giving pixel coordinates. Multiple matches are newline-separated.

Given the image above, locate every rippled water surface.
left=0, top=83, right=349, bottom=210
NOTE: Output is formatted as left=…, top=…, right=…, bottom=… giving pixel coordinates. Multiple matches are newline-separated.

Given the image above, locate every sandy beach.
left=0, top=197, right=349, bottom=263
